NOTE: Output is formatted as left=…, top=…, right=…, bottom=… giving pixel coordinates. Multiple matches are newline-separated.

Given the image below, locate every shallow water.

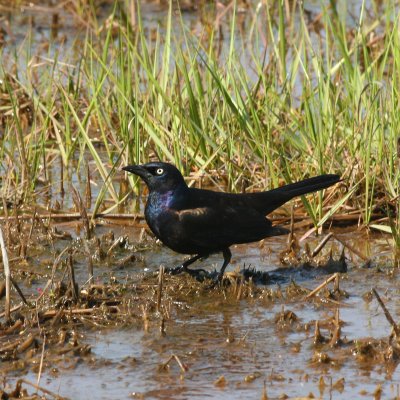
left=0, top=0, right=385, bottom=103
left=2, top=223, right=398, bottom=399
left=11, top=274, right=400, bottom=399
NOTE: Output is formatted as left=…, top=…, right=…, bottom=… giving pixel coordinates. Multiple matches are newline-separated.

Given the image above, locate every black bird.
left=123, top=162, right=340, bottom=283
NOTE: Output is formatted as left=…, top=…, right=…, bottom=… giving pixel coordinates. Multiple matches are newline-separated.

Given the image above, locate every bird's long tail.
left=275, top=174, right=341, bottom=197
left=254, top=174, right=341, bottom=215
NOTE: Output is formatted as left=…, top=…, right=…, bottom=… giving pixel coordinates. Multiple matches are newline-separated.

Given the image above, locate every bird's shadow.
left=164, top=253, right=348, bottom=286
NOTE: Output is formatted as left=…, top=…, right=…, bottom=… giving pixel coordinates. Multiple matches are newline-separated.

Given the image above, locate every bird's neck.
left=149, top=184, right=188, bottom=209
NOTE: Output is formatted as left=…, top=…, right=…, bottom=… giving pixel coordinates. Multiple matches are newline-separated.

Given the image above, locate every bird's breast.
left=144, top=191, right=177, bottom=237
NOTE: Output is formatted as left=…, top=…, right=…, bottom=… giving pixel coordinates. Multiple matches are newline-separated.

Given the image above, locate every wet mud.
left=0, top=215, right=398, bottom=399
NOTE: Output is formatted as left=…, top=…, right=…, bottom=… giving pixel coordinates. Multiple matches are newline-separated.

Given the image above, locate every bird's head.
left=122, top=162, right=187, bottom=193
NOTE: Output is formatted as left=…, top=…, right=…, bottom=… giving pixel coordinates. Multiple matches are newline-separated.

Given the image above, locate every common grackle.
left=123, top=162, right=341, bottom=284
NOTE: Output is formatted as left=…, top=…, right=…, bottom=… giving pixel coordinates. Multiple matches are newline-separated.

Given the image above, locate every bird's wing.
left=172, top=205, right=285, bottom=250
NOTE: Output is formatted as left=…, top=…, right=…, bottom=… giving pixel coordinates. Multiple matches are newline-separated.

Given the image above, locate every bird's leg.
left=168, top=254, right=206, bottom=275
left=208, top=248, right=232, bottom=288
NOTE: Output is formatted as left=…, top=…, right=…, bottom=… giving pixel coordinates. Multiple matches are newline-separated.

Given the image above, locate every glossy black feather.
left=123, top=162, right=341, bottom=281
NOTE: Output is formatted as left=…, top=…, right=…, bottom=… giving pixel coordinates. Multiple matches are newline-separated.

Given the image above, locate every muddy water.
left=11, top=273, right=400, bottom=399
left=2, top=223, right=398, bottom=399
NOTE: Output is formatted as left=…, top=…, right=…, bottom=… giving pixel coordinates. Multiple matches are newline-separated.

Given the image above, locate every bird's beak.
left=122, top=165, right=149, bottom=180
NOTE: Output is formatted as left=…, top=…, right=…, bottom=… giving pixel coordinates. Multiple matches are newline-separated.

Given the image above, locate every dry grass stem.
left=305, top=273, right=339, bottom=300
left=372, top=288, right=400, bottom=337
left=311, top=233, right=334, bottom=258
left=157, top=265, right=165, bottom=313
left=0, top=226, right=11, bottom=323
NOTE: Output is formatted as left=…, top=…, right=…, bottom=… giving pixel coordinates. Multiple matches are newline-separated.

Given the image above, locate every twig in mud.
left=60, top=155, right=64, bottom=197
left=314, top=320, right=324, bottom=344
left=106, top=235, right=128, bottom=256
left=24, top=208, right=37, bottom=258
left=311, top=232, right=334, bottom=257
left=141, top=305, right=149, bottom=332
left=50, top=308, right=64, bottom=328
left=72, top=185, right=91, bottom=240
left=287, top=204, right=295, bottom=247
left=160, top=354, right=188, bottom=373
left=0, top=333, right=35, bottom=354
left=305, top=273, right=339, bottom=299
left=19, top=378, right=68, bottom=400
left=10, top=276, right=29, bottom=305
left=51, top=245, right=71, bottom=278
left=299, top=225, right=317, bottom=242
left=85, top=162, right=92, bottom=208
left=0, top=318, right=23, bottom=336
left=329, top=308, right=342, bottom=347
left=36, top=246, right=71, bottom=303
left=0, top=212, right=144, bottom=221
left=261, top=380, right=268, bottom=400
left=17, top=334, right=35, bottom=353
left=37, top=334, right=46, bottom=386
left=157, top=265, right=165, bottom=313
left=67, top=253, right=79, bottom=302
left=372, top=288, right=400, bottom=337
left=334, top=263, right=342, bottom=292
left=333, top=234, right=369, bottom=262
left=323, top=298, right=350, bottom=307
left=236, top=277, right=243, bottom=301
left=160, top=316, right=166, bottom=336
left=115, top=253, right=136, bottom=267
left=84, top=241, right=93, bottom=282
left=0, top=303, right=23, bottom=318
left=13, top=204, right=21, bottom=234
left=276, top=213, right=387, bottom=226
left=1, top=197, right=10, bottom=244
left=0, top=226, right=11, bottom=323
left=0, top=337, right=23, bottom=353
left=41, top=307, right=117, bottom=319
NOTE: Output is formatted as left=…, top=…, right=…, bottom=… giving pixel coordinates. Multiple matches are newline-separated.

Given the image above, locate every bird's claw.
left=167, top=265, right=185, bottom=275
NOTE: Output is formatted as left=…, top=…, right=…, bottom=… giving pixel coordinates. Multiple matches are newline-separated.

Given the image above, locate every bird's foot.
left=166, top=265, right=185, bottom=275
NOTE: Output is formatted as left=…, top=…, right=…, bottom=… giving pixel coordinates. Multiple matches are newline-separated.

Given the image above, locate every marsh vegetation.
left=0, top=0, right=399, bottom=398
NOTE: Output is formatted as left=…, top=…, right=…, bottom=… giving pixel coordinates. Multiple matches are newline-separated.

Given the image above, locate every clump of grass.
left=0, top=0, right=398, bottom=248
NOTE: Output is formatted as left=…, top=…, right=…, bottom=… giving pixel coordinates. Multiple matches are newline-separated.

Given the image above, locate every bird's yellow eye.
left=156, top=168, right=164, bottom=175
